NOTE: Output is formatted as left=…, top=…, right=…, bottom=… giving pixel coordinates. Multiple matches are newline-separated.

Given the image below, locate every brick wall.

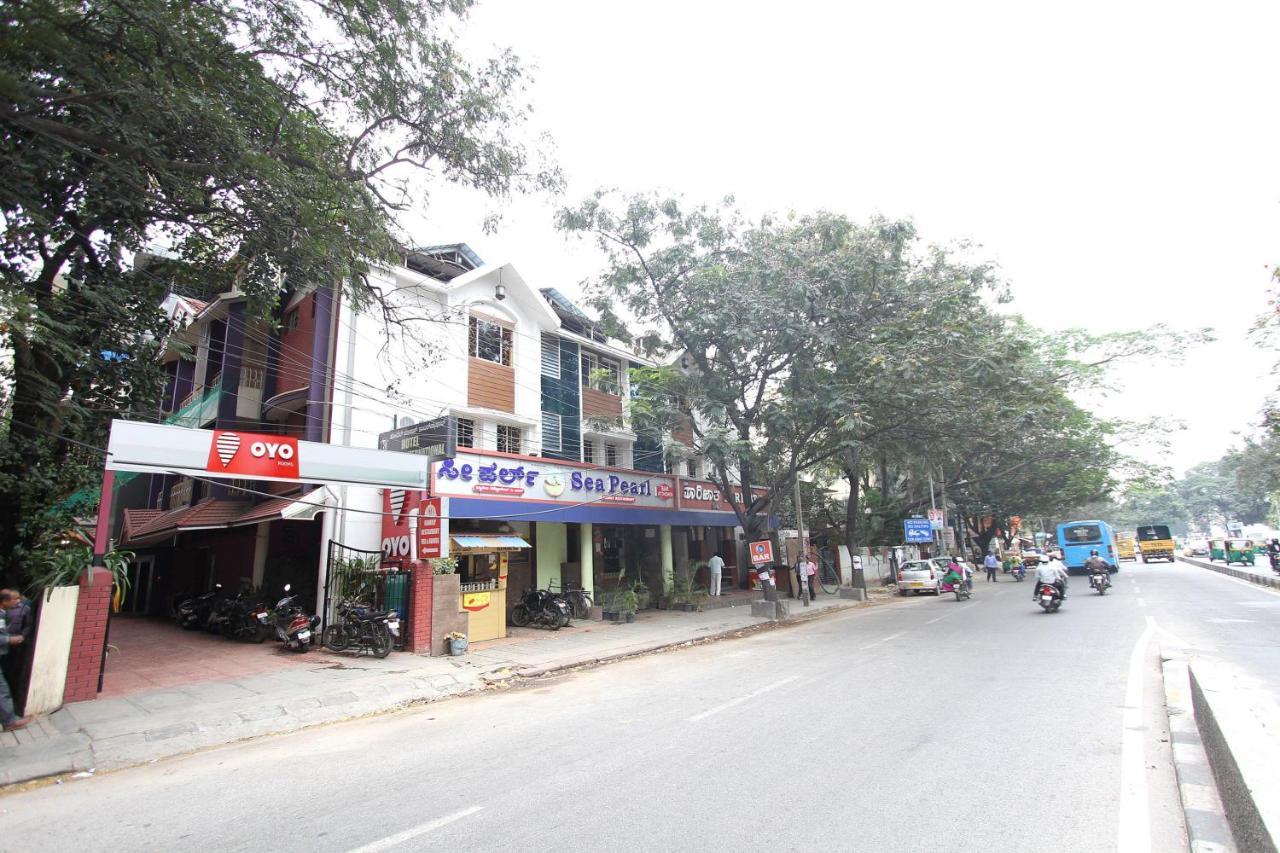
left=63, top=568, right=113, bottom=704
left=406, top=561, right=435, bottom=653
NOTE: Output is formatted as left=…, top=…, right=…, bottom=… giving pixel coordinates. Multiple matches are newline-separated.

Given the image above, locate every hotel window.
left=541, top=412, right=562, bottom=453
left=686, top=459, right=698, bottom=478
left=541, top=335, right=561, bottom=378
left=583, top=441, right=594, bottom=464
left=605, top=443, right=618, bottom=467
left=497, top=424, right=522, bottom=454
left=469, top=316, right=512, bottom=366
left=456, top=418, right=475, bottom=448
left=581, top=351, right=621, bottom=395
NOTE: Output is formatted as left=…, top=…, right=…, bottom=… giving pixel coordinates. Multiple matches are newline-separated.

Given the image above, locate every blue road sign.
left=903, top=518, right=933, bottom=544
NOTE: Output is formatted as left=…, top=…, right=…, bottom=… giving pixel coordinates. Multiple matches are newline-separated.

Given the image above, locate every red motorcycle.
left=268, top=584, right=320, bottom=652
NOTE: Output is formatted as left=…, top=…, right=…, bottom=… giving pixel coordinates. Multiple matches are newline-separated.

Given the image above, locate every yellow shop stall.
left=450, top=533, right=530, bottom=642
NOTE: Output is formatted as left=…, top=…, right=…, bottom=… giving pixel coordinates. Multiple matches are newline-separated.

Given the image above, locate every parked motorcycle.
left=1089, top=571, right=1111, bottom=595
left=174, top=584, right=222, bottom=631
left=510, top=589, right=570, bottom=630
left=221, top=595, right=270, bottom=642
left=270, top=584, right=320, bottom=652
left=322, top=601, right=399, bottom=658
left=1037, top=583, right=1063, bottom=613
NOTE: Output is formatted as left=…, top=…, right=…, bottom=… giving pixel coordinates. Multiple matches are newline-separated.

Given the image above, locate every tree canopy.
left=0, top=0, right=553, bottom=580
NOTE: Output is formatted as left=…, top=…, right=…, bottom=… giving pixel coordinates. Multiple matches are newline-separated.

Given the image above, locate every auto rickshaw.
left=1116, top=536, right=1137, bottom=562
left=1222, top=538, right=1255, bottom=566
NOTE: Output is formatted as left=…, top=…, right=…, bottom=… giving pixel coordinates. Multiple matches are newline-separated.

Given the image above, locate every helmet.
left=1090, top=549, right=1099, bottom=556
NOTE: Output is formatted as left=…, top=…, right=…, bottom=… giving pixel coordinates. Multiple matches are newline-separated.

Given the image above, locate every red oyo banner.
left=381, top=490, right=442, bottom=561
left=207, top=430, right=299, bottom=479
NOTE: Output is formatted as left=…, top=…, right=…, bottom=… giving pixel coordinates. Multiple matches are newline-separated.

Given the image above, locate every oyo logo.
left=250, top=440, right=294, bottom=460
left=382, top=535, right=412, bottom=558
left=206, top=430, right=300, bottom=479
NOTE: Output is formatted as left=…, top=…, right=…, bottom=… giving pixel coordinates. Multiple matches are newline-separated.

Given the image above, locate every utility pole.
left=938, top=466, right=950, bottom=557
left=794, top=475, right=810, bottom=607
left=928, top=470, right=939, bottom=558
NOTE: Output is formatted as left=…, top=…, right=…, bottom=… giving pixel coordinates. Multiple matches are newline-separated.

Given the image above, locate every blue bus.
left=1055, top=519, right=1118, bottom=574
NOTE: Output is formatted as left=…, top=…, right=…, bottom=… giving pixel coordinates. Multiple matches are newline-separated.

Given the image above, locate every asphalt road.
left=6, top=560, right=1276, bottom=852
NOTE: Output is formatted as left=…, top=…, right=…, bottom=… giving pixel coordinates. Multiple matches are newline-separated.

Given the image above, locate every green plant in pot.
left=670, top=567, right=709, bottom=611
left=630, top=580, right=651, bottom=611
left=603, top=586, right=639, bottom=622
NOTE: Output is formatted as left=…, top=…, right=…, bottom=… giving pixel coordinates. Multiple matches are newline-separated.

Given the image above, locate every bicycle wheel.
left=819, top=562, right=839, bottom=595
left=322, top=624, right=350, bottom=652
left=571, top=594, right=591, bottom=620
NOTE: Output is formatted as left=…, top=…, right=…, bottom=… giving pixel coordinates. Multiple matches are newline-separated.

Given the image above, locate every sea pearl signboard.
left=429, top=450, right=678, bottom=510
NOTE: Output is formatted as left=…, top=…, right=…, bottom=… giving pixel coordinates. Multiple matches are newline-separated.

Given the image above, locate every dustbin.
left=448, top=635, right=469, bottom=656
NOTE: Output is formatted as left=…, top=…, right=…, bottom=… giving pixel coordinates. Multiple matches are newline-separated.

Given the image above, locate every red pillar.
left=63, top=567, right=113, bottom=703
left=407, top=561, right=434, bottom=653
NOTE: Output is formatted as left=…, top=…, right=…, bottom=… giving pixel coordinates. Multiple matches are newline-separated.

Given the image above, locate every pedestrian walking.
left=0, top=590, right=32, bottom=716
left=806, top=551, right=818, bottom=600
left=793, top=553, right=808, bottom=602
left=0, top=604, right=30, bottom=732
left=984, top=552, right=1000, bottom=582
left=707, top=552, right=725, bottom=596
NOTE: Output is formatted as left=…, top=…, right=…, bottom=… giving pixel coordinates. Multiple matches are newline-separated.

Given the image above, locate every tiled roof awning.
left=450, top=535, right=531, bottom=551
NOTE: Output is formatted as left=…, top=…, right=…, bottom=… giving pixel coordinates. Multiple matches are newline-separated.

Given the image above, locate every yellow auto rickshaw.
left=1116, top=536, right=1137, bottom=562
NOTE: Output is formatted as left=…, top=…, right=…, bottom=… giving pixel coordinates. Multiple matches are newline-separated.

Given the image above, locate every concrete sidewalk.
left=1178, top=554, right=1280, bottom=590
left=0, top=590, right=880, bottom=786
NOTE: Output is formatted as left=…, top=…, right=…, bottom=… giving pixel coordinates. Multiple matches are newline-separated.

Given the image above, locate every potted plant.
left=630, top=579, right=651, bottom=611
left=669, top=568, right=709, bottom=612
left=601, top=587, right=638, bottom=623
left=445, top=630, right=468, bottom=656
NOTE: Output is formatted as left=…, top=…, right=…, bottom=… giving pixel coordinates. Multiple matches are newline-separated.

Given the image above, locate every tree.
left=0, top=0, right=554, bottom=580
left=558, top=194, right=979, bottom=554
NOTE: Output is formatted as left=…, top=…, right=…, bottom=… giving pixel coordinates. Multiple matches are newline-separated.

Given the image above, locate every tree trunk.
left=841, top=446, right=865, bottom=590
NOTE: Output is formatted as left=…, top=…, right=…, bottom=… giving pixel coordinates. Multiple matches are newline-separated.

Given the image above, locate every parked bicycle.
left=549, top=582, right=593, bottom=620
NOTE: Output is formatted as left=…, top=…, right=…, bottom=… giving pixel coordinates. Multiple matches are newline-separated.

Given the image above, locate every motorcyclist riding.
left=1035, top=558, right=1069, bottom=601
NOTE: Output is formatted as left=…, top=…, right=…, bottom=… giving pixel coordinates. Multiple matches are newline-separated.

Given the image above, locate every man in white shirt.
left=707, top=552, right=725, bottom=596
left=1035, top=559, right=1069, bottom=600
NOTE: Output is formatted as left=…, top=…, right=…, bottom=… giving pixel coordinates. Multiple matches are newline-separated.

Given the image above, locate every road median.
left=1177, top=555, right=1280, bottom=590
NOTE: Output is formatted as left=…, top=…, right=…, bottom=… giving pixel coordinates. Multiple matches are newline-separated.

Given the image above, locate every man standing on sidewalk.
left=0, top=606, right=30, bottom=732
left=707, top=552, right=725, bottom=596
left=984, top=552, right=1000, bottom=582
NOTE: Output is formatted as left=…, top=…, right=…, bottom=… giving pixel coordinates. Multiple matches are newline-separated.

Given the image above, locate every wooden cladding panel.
left=468, top=357, right=515, bottom=412
left=581, top=386, right=623, bottom=419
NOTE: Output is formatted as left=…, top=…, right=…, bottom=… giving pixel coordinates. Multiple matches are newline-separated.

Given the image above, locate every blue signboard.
left=903, top=518, right=933, bottom=544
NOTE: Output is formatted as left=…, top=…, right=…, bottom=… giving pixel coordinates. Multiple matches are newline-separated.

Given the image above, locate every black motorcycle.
left=321, top=601, right=399, bottom=658
left=510, top=589, right=570, bottom=630
left=220, top=594, right=270, bottom=642
left=174, top=584, right=223, bottom=631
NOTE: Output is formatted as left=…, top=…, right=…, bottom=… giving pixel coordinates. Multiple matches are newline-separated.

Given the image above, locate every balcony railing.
left=169, top=478, right=192, bottom=508
left=166, top=381, right=222, bottom=428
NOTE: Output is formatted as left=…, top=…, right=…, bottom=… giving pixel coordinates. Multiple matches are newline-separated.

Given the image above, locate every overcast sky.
left=408, top=0, right=1280, bottom=475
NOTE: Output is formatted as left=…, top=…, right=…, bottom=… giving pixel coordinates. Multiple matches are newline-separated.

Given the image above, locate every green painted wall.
left=536, top=522, right=568, bottom=589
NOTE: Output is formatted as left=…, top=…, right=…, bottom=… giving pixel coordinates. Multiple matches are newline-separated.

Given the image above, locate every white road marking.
left=1118, top=616, right=1155, bottom=853
left=346, top=806, right=484, bottom=853
left=925, top=608, right=965, bottom=625
left=859, top=631, right=905, bottom=651
left=687, top=676, right=799, bottom=723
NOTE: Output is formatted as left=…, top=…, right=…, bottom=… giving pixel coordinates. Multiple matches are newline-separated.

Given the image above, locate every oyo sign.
left=207, top=430, right=299, bottom=479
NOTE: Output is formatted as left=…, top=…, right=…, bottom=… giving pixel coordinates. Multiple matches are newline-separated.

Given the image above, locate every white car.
left=897, top=559, right=942, bottom=595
